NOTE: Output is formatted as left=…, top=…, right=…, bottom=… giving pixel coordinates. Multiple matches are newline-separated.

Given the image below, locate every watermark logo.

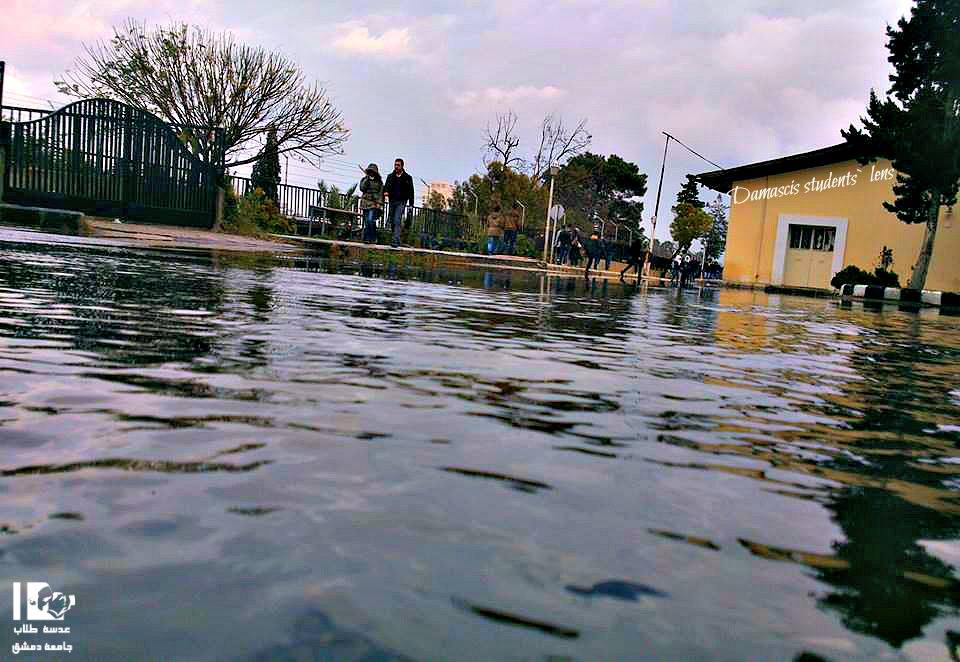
left=12, top=583, right=76, bottom=621
left=11, top=583, right=76, bottom=654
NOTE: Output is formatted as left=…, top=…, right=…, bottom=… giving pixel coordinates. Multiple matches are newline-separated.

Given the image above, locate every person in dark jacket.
left=619, top=237, right=646, bottom=280
left=584, top=225, right=604, bottom=278
left=384, top=158, right=415, bottom=247
left=568, top=227, right=583, bottom=266
left=556, top=225, right=572, bottom=264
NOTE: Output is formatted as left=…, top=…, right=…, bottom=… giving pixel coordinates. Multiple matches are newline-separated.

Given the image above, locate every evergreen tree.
left=556, top=153, right=647, bottom=233
left=842, top=0, right=960, bottom=290
left=675, top=175, right=705, bottom=209
left=250, top=126, right=281, bottom=203
left=669, top=202, right=713, bottom=261
left=704, top=196, right=729, bottom=261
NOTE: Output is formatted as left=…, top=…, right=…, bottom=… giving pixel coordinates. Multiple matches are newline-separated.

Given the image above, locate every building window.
left=789, top=225, right=835, bottom=252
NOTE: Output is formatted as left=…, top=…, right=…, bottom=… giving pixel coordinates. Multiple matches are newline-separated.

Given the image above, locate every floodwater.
left=2, top=228, right=960, bottom=661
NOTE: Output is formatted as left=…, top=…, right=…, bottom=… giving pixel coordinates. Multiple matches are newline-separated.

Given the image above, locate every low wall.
left=0, top=203, right=86, bottom=235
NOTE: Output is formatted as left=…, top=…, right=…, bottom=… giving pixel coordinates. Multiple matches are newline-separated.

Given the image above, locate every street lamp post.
left=515, top=200, right=526, bottom=230
left=542, top=166, right=559, bottom=264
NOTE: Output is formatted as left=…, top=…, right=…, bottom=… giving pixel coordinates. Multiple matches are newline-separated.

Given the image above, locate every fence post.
left=0, top=120, right=9, bottom=203
left=0, top=135, right=5, bottom=203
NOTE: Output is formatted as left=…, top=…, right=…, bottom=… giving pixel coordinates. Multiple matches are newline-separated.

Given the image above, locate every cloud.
left=1, top=0, right=917, bottom=236
left=331, top=21, right=412, bottom=57
left=452, top=85, right=565, bottom=109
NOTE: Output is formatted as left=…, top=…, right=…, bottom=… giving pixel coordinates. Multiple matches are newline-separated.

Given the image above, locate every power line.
left=663, top=132, right=725, bottom=171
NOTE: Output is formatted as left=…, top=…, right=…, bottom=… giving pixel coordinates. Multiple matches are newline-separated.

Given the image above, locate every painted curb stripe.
left=900, top=289, right=922, bottom=303
left=883, top=287, right=900, bottom=300
left=922, top=291, right=943, bottom=306
left=853, top=285, right=868, bottom=297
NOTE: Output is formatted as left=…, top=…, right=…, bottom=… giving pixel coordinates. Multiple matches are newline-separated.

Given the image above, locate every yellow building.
left=697, top=144, right=958, bottom=291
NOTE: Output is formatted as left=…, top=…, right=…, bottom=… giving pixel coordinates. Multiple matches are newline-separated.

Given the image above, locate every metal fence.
left=230, top=175, right=476, bottom=245
left=2, top=97, right=225, bottom=227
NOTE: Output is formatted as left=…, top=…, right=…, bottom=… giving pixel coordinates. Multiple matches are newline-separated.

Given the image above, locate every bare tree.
left=530, top=114, right=591, bottom=182
left=55, top=20, right=349, bottom=169
left=483, top=110, right=523, bottom=170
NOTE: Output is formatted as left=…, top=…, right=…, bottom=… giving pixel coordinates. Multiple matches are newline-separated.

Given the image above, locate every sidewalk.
left=273, top=234, right=653, bottom=281
left=85, top=219, right=303, bottom=253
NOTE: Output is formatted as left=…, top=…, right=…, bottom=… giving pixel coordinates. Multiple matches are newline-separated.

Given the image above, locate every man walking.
left=556, top=225, right=572, bottom=264
left=502, top=206, right=520, bottom=255
left=384, top=158, right=415, bottom=247
left=619, top=236, right=645, bottom=281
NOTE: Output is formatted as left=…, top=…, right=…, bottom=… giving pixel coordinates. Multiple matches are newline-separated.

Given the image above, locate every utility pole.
left=642, top=133, right=671, bottom=279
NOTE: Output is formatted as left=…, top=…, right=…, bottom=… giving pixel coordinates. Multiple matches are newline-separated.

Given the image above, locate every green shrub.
left=831, top=266, right=874, bottom=289
left=515, top=233, right=539, bottom=258
left=221, top=187, right=294, bottom=238
left=830, top=265, right=901, bottom=289
left=872, top=267, right=900, bottom=288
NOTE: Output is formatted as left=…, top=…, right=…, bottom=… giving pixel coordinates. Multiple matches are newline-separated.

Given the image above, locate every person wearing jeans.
left=358, top=163, right=383, bottom=243
left=384, top=158, right=415, bottom=247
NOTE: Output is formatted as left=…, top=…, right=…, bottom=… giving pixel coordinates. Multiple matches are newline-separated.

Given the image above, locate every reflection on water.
left=2, top=233, right=960, bottom=660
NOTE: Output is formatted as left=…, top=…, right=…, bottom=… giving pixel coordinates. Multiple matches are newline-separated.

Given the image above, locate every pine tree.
left=704, top=197, right=728, bottom=261
left=675, top=175, right=705, bottom=209
left=250, top=126, right=281, bottom=204
left=842, top=1, right=960, bottom=290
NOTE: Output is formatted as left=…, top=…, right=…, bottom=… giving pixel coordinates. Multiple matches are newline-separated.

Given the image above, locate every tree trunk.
left=907, top=194, right=941, bottom=291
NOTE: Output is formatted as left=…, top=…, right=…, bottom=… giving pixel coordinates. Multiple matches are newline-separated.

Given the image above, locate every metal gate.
left=1, top=95, right=224, bottom=228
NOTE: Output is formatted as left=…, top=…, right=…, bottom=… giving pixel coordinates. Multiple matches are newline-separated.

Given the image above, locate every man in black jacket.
left=384, top=158, right=415, bottom=246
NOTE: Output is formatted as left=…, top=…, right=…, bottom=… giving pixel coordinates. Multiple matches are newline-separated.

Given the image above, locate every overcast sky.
left=4, top=0, right=914, bottom=239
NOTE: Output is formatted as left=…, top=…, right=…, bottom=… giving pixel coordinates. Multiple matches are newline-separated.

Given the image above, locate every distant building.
left=422, top=181, right=454, bottom=207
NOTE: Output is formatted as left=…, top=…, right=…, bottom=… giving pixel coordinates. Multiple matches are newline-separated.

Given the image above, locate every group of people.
left=668, top=257, right=709, bottom=288
left=485, top=202, right=522, bottom=255
left=553, top=224, right=614, bottom=277
left=358, top=158, right=416, bottom=246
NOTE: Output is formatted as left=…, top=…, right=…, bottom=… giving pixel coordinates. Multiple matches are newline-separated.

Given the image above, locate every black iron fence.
left=1, top=97, right=225, bottom=227
left=1, top=105, right=52, bottom=123
left=230, top=175, right=477, bottom=245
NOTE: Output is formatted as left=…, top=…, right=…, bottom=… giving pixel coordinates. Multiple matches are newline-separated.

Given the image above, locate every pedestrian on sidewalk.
left=502, top=206, right=520, bottom=255
left=485, top=202, right=504, bottom=255
left=384, top=158, right=415, bottom=247
left=669, top=259, right=680, bottom=286
left=359, top=163, right=383, bottom=244
left=619, top=236, right=645, bottom=280
left=569, top=227, right=583, bottom=267
left=679, top=257, right=693, bottom=288
left=556, top=225, right=572, bottom=264
left=584, top=225, right=604, bottom=278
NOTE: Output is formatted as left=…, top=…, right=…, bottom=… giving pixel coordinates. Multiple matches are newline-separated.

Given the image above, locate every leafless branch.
left=530, top=114, right=591, bottom=182
left=55, top=20, right=349, bottom=169
left=483, top=110, right=523, bottom=170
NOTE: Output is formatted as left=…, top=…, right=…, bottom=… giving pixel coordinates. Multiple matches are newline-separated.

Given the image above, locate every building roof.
left=695, top=142, right=862, bottom=193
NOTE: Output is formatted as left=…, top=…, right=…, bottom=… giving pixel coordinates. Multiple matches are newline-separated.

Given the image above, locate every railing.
left=1, top=105, right=53, bottom=123
left=230, top=176, right=474, bottom=245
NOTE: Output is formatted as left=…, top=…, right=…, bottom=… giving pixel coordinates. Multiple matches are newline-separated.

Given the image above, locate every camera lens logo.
left=12, top=583, right=76, bottom=621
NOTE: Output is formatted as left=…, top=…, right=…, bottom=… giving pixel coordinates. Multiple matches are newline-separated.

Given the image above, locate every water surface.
left=2, top=230, right=960, bottom=661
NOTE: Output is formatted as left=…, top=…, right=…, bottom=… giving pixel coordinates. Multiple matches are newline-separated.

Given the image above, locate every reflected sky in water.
left=1, top=231, right=960, bottom=661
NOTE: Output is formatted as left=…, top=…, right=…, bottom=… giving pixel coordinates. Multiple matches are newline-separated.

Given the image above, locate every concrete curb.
left=0, top=203, right=85, bottom=234
left=838, top=283, right=960, bottom=309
